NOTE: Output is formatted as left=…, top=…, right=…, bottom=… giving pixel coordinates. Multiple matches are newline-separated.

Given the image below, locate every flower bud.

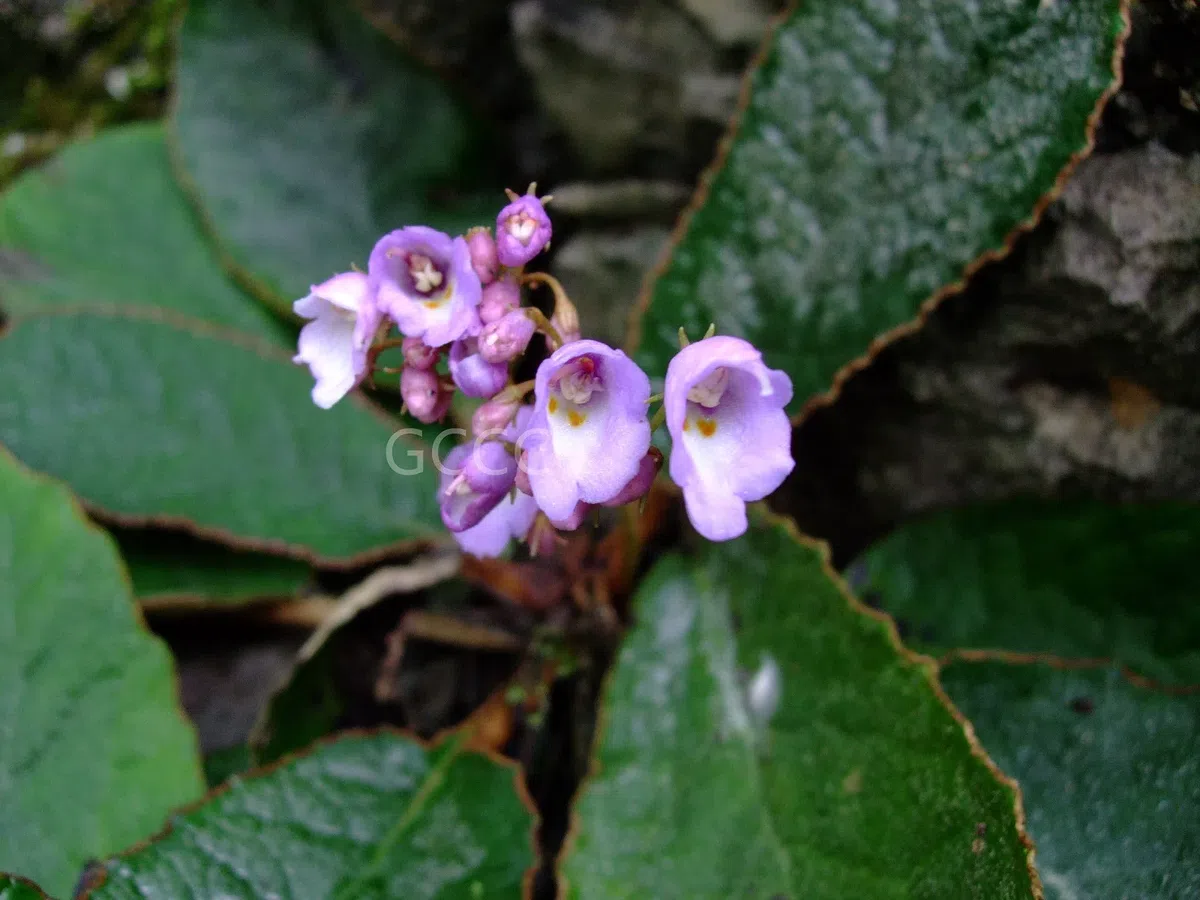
left=479, top=277, right=521, bottom=324
left=466, top=227, right=499, bottom=285
left=514, top=454, right=533, bottom=495
left=601, top=447, right=662, bottom=507
left=401, top=365, right=452, bottom=424
left=402, top=336, right=440, bottom=370
left=550, top=293, right=581, bottom=347
left=549, top=500, right=590, bottom=531
left=449, top=339, right=509, bottom=398
left=478, top=310, right=536, bottom=364
left=462, top=440, right=518, bottom=495
left=496, top=190, right=552, bottom=267
left=472, top=395, right=521, bottom=437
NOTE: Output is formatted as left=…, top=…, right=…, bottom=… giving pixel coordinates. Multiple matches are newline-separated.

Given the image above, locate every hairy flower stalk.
left=292, top=186, right=795, bottom=556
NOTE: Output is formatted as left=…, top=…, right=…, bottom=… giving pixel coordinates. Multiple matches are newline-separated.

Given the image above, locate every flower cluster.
left=293, top=184, right=794, bottom=555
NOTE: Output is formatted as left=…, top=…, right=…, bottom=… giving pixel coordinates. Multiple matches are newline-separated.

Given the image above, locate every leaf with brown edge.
left=0, top=449, right=203, bottom=896
left=0, top=874, right=51, bottom=900
left=0, top=308, right=445, bottom=564
left=627, top=0, right=1129, bottom=424
left=854, top=498, right=1200, bottom=686
left=942, top=660, right=1200, bottom=900
left=83, top=730, right=538, bottom=900
left=559, top=516, right=1039, bottom=899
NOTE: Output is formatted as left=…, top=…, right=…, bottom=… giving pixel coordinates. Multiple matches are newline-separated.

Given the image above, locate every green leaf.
left=855, top=499, right=1200, bottom=685
left=0, top=875, right=51, bottom=900
left=0, top=310, right=443, bottom=563
left=115, top=529, right=312, bottom=606
left=173, top=0, right=498, bottom=311
left=0, top=450, right=203, bottom=896
left=942, top=662, right=1200, bottom=900
left=85, top=731, right=535, bottom=900
left=630, top=0, right=1126, bottom=412
left=561, top=520, right=1036, bottom=899
left=0, top=124, right=285, bottom=342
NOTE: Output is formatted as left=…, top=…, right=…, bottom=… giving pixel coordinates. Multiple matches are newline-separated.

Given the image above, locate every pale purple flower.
left=439, top=443, right=511, bottom=533
left=479, top=310, right=535, bottom=363
left=444, top=408, right=538, bottom=557
left=495, top=192, right=552, bottom=267
left=369, top=226, right=481, bottom=347
left=449, top=339, right=509, bottom=398
left=466, top=227, right=499, bottom=284
left=665, top=336, right=794, bottom=541
left=400, top=366, right=452, bottom=424
left=293, top=271, right=375, bottom=409
left=523, top=340, right=651, bottom=522
left=479, top=277, right=521, bottom=324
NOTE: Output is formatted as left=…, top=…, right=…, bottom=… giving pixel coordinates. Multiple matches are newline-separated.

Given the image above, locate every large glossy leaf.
left=561, top=521, right=1036, bottom=899
left=629, top=0, right=1127, bottom=413
left=855, top=499, right=1200, bottom=685
left=173, top=0, right=498, bottom=311
left=0, top=451, right=203, bottom=896
left=0, top=310, right=443, bottom=563
left=85, top=731, right=535, bottom=899
left=943, top=662, right=1200, bottom=900
left=115, top=529, right=312, bottom=605
left=0, top=124, right=285, bottom=342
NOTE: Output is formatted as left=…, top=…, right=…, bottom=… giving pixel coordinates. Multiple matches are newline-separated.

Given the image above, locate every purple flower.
left=479, top=310, right=536, bottom=364
left=293, top=271, right=375, bottom=409
left=449, top=339, right=509, bottom=398
left=479, top=277, right=521, bottom=324
left=523, top=340, right=651, bottom=522
left=400, top=366, right=452, bottom=424
left=466, top=227, right=499, bottom=284
left=439, top=443, right=511, bottom=533
left=444, top=407, right=538, bottom=557
left=368, top=226, right=481, bottom=347
left=664, top=336, right=794, bottom=541
left=495, top=191, right=552, bottom=267
left=600, top=447, right=662, bottom=508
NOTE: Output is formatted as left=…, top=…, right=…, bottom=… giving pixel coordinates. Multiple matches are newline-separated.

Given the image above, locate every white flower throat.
left=409, top=254, right=444, bottom=293
left=687, top=367, right=729, bottom=408
left=507, top=213, right=538, bottom=244
left=557, top=360, right=604, bottom=405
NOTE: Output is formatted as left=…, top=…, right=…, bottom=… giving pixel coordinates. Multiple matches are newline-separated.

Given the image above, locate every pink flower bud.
left=478, top=310, right=536, bottom=364
left=466, top=227, right=499, bottom=285
left=479, top=277, right=521, bottom=324
left=472, top=395, right=521, bottom=437
left=449, top=338, right=509, bottom=399
left=402, top=336, right=440, bottom=370
left=401, top=365, right=452, bottom=424
left=601, top=447, right=662, bottom=507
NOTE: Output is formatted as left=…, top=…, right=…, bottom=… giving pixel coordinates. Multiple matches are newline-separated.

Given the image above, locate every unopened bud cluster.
left=293, top=184, right=794, bottom=556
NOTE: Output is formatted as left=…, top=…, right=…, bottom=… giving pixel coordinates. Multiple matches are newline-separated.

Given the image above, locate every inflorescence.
left=293, top=184, right=795, bottom=556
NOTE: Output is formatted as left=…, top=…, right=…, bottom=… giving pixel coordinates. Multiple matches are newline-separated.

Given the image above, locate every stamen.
left=506, top=213, right=538, bottom=244
left=687, top=367, right=729, bottom=408
left=409, top=254, right=444, bottom=293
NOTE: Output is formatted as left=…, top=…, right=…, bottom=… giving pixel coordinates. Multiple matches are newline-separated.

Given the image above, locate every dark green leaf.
left=562, top=520, right=1036, bottom=899
left=630, top=0, right=1126, bottom=411
left=943, top=662, right=1200, bottom=900
left=86, top=732, right=535, bottom=900
left=0, top=311, right=443, bottom=562
left=0, top=450, right=203, bottom=896
left=0, top=874, right=51, bottom=900
left=856, top=499, right=1200, bottom=685
left=173, top=0, right=498, bottom=311
left=115, top=529, right=312, bottom=605
left=0, top=124, right=285, bottom=342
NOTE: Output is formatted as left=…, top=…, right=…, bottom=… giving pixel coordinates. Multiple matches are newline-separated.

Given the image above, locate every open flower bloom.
left=665, top=336, right=794, bottom=541
left=368, top=226, right=481, bottom=347
left=443, top=408, right=538, bottom=557
left=293, top=271, right=375, bottom=409
left=524, top=340, right=651, bottom=522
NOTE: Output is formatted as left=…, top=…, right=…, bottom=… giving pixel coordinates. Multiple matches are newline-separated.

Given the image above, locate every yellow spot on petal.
left=548, top=397, right=558, bottom=414
left=682, top=418, right=690, bottom=432
left=697, top=418, right=717, bottom=437
left=423, top=301, right=440, bottom=310
left=567, top=410, right=586, bottom=427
